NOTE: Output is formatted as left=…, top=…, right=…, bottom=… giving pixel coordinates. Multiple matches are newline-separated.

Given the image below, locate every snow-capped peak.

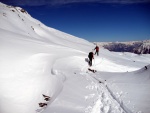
left=96, top=40, right=150, bottom=54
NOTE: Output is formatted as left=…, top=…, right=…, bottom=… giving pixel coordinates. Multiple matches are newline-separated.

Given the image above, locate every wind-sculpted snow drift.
left=0, top=2, right=150, bottom=113
left=0, top=2, right=93, bottom=113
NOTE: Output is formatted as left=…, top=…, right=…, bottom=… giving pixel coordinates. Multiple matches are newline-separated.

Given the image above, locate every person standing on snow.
left=94, top=45, right=99, bottom=56
left=88, top=52, right=94, bottom=66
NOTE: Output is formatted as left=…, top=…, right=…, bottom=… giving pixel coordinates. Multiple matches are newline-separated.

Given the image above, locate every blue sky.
left=1, top=0, right=150, bottom=42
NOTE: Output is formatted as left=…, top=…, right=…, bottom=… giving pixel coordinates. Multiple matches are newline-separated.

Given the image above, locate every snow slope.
left=0, top=2, right=150, bottom=113
left=91, top=65, right=150, bottom=113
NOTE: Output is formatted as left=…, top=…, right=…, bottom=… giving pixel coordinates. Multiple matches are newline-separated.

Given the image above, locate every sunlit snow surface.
left=0, top=2, right=150, bottom=113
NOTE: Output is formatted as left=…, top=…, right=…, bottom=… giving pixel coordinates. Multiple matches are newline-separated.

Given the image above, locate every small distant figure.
left=39, top=103, right=47, bottom=107
left=88, top=52, right=94, bottom=66
left=145, top=66, right=147, bottom=70
left=94, top=45, right=99, bottom=56
left=42, top=94, right=50, bottom=101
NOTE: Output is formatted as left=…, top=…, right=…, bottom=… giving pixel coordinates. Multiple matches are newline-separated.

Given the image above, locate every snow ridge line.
left=90, top=75, right=132, bottom=113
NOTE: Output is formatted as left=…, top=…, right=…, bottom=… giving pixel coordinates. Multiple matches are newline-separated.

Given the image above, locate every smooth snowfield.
left=0, top=2, right=150, bottom=113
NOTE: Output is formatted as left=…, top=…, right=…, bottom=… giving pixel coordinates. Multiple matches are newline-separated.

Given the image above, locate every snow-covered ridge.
left=95, top=40, right=150, bottom=54
left=0, top=2, right=91, bottom=50
left=0, top=2, right=94, bottom=113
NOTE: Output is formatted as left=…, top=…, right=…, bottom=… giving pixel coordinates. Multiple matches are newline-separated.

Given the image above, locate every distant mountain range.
left=95, top=40, right=150, bottom=54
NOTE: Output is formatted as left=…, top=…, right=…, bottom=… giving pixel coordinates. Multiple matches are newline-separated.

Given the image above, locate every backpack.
left=88, top=52, right=93, bottom=58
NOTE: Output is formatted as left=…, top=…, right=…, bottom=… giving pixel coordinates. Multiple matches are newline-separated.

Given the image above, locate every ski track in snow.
left=76, top=56, right=145, bottom=113
left=82, top=72, right=126, bottom=113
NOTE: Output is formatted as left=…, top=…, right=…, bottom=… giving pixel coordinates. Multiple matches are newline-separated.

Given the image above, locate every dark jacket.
left=88, top=52, right=94, bottom=59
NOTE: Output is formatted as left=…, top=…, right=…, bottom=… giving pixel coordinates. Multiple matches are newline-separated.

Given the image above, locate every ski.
left=88, top=68, right=97, bottom=73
